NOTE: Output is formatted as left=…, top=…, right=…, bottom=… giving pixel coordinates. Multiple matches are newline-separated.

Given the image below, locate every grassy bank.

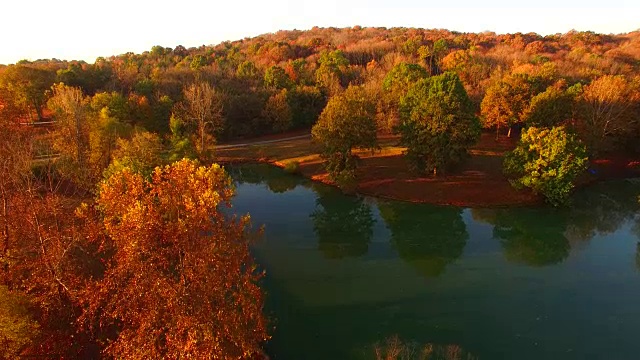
left=217, top=132, right=546, bottom=207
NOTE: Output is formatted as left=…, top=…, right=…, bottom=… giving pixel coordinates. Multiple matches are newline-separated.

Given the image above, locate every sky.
left=1, top=0, right=638, bottom=65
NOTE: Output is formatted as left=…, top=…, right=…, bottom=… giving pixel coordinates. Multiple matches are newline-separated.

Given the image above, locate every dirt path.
left=215, top=134, right=311, bottom=149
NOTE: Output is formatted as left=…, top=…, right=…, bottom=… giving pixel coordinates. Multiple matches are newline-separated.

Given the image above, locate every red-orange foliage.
left=82, top=159, right=268, bottom=358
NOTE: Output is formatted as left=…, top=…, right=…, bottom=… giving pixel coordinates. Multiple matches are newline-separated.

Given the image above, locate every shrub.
left=283, top=160, right=300, bottom=174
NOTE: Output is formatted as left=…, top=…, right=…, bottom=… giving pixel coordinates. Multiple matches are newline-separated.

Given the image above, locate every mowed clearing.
left=217, top=132, right=542, bottom=207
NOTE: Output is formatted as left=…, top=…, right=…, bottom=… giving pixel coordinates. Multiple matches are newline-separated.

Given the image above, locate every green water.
left=228, top=164, right=640, bottom=360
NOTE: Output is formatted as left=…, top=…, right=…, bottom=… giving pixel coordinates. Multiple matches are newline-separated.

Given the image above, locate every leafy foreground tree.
left=504, top=126, right=588, bottom=206
left=312, top=85, right=377, bottom=188
left=83, top=159, right=268, bottom=358
left=398, top=72, right=480, bottom=175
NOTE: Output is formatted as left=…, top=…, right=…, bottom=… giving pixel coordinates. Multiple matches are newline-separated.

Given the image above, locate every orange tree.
left=82, top=159, right=268, bottom=358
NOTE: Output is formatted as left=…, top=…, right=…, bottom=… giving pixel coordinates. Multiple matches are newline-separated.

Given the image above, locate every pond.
left=227, top=164, right=640, bottom=360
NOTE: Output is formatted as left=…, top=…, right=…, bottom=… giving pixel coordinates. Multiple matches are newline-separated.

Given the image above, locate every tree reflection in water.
left=472, top=208, right=570, bottom=266
left=227, top=163, right=303, bottom=193
left=379, top=202, right=467, bottom=277
left=473, top=179, right=640, bottom=267
left=311, top=184, right=375, bottom=259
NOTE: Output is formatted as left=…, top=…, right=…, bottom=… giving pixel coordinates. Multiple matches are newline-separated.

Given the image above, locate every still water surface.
left=228, top=164, right=640, bottom=360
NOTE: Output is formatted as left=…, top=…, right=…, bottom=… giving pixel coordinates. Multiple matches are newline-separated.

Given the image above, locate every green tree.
left=504, top=126, right=588, bottom=206
left=315, top=50, right=350, bottom=95
left=264, top=65, right=292, bottom=90
left=88, top=107, right=132, bottom=178
left=382, top=63, right=429, bottom=95
left=189, top=54, right=208, bottom=70
left=287, top=85, right=326, bottom=128
left=522, top=81, right=574, bottom=128
left=379, top=63, right=429, bottom=131
left=418, top=39, right=448, bottom=75
left=236, top=61, right=260, bottom=79
left=167, top=114, right=197, bottom=162
left=311, top=85, right=377, bottom=186
left=50, top=84, right=132, bottom=186
left=90, top=91, right=130, bottom=123
left=398, top=72, right=480, bottom=175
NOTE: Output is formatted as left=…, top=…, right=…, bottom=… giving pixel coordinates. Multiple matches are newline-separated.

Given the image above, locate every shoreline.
left=219, top=157, right=544, bottom=208
left=216, top=133, right=640, bottom=208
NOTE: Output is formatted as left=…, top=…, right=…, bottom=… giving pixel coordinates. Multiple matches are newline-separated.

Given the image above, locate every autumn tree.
left=84, top=159, right=267, bottom=358
left=575, top=75, right=640, bottom=153
left=480, top=73, right=539, bottom=138
left=48, top=83, right=92, bottom=186
left=49, top=84, right=131, bottom=187
left=504, top=126, right=588, bottom=206
left=262, top=89, right=293, bottom=132
left=104, top=131, right=165, bottom=179
left=311, top=85, right=377, bottom=186
left=398, top=72, right=481, bottom=175
left=0, top=65, right=55, bottom=121
left=0, top=116, right=34, bottom=272
left=0, top=122, right=100, bottom=356
left=176, top=82, right=224, bottom=159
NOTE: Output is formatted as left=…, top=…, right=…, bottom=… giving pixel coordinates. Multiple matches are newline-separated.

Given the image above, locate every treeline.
left=2, top=27, right=639, bottom=142
left=1, top=27, right=639, bottom=192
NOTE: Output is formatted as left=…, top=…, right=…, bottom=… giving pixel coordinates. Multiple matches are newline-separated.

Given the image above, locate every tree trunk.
left=2, top=195, right=8, bottom=257
left=507, top=126, right=512, bottom=138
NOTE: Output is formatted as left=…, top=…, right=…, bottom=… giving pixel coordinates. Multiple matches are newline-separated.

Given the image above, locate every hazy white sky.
left=1, top=0, right=638, bottom=65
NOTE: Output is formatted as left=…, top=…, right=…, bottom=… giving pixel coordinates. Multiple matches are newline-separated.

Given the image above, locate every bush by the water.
left=283, top=161, right=300, bottom=174
left=504, top=126, right=588, bottom=206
